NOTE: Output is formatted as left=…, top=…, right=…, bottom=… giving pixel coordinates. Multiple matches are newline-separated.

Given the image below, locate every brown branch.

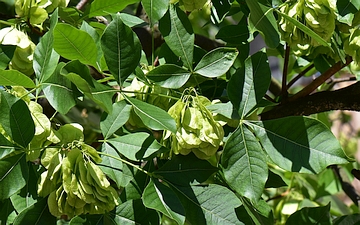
left=287, top=64, right=315, bottom=89
left=287, top=56, right=353, bottom=102
left=261, top=81, right=360, bottom=120
left=76, top=0, right=88, bottom=11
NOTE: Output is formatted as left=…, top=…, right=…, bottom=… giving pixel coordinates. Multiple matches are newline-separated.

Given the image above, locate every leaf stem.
left=97, top=150, right=151, bottom=176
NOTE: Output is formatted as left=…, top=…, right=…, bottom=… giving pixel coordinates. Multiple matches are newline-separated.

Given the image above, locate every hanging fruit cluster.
left=163, top=91, right=224, bottom=160
left=37, top=126, right=119, bottom=218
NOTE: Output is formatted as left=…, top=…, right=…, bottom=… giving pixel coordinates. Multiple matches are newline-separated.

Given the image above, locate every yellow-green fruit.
left=345, top=28, right=360, bottom=65
left=164, top=95, right=224, bottom=160
left=179, top=0, right=208, bottom=11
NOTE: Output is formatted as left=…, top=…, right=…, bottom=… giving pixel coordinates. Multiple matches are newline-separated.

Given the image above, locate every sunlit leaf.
left=0, top=69, right=35, bottom=88
left=53, top=23, right=98, bottom=68
left=100, top=101, right=131, bottom=139
left=86, top=0, right=140, bottom=18
left=142, top=0, right=169, bottom=25
left=146, top=64, right=191, bottom=89
left=107, top=132, right=168, bottom=161
left=221, top=124, right=268, bottom=203
left=194, top=47, right=238, bottom=78
left=126, top=97, right=177, bottom=133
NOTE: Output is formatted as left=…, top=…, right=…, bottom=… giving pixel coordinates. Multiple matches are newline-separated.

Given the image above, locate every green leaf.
left=0, top=132, right=15, bottom=159
left=86, top=0, right=140, bottom=18
left=10, top=164, right=39, bottom=213
left=159, top=4, right=194, bottom=70
left=238, top=197, right=274, bottom=225
left=248, top=117, right=349, bottom=174
left=0, top=69, right=35, bottom=88
left=276, top=10, right=331, bottom=48
left=101, top=13, right=142, bottom=85
left=53, top=23, right=98, bottom=68
left=228, top=51, right=271, bottom=119
left=42, top=62, right=76, bottom=114
left=285, top=204, right=331, bottom=225
left=221, top=124, right=268, bottom=203
left=194, top=47, right=238, bottom=78
left=154, top=153, right=218, bottom=186
left=336, top=0, right=360, bottom=17
left=215, top=24, right=249, bottom=45
left=107, top=132, right=168, bottom=161
left=61, top=60, right=113, bottom=113
left=0, top=45, right=15, bottom=69
left=333, top=214, right=360, bottom=225
left=0, top=198, right=16, bottom=225
left=0, top=153, right=28, bottom=200
left=0, top=90, right=35, bottom=147
left=109, top=199, right=159, bottom=225
left=146, top=64, right=191, bottom=89
left=13, top=198, right=56, bottom=225
left=246, top=0, right=279, bottom=48
left=126, top=97, right=177, bottom=133
left=119, top=13, right=147, bottom=27
left=33, top=17, right=60, bottom=82
left=211, top=0, right=232, bottom=23
left=99, top=143, right=134, bottom=188
left=173, top=184, right=243, bottom=225
left=100, top=101, right=131, bottom=139
left=143, top=179, right=186, bottom=225
left=206, top=101, right=236, bottom=119
left=142, top=0, right=169, bottom=25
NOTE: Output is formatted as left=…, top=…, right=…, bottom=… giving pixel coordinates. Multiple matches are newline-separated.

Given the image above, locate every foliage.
left=0, top=0, right=360, bottom=224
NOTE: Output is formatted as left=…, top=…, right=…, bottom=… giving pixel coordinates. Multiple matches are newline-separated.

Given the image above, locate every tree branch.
left=287, top=56, right=353, bottom=102
left=261, top=81, right=360, bottom=120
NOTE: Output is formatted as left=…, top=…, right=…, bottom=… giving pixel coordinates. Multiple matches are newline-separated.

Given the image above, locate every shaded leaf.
left=146, top=64, right=191, bottom=89
left=53, top=23, right=98, bottom=68
left=0, top=45, right=15, bottom=69
left=0, top=153, right=28, bottom=200
left=33, top=12, right=60, bottom=82
left=142, top=0, right=169, bottom=25
left=61, top=60, right=113, bottom=113
left=126, top=97, right=177, bottom=133
left=228, top=51, right=271, bottom=119
left=173, top=184, right=243, bottom=225
left=221, top=124, right=268, bottom=203
left=194, top=47, right=238, bottom=78
left=13, top=197, right=56, bottom=225
left=154, top=153, right=218, bottom=186
left=107, top=132, right=168, bottom=161
left=333, top=214, right=360, bottom=225
left=0, top=69, right=35, bottom=88
left=285, top=204, right=331, bottom=225
left=100, top=101, right=131, bottom=139
left=0, top=90, right=35, bottom=147
left=86, top=0, right=139, bottom=18
left=216, top=24, right=249, bottom=45
left=0, top=132, right=15, bottom=159
left=42, top=62, right=76, bottom=114
left=99, top=143, right=134, bottom=188
left=159, top=4, right=194, bottom=69
left=143, top=179, right=185, bottom=225
left=238, top=197, right=274, bottom=225
left=246, top=0, right=280, bottom=48
left=108, top=199, right=159, bottom=225
left=101, top=13, right=142, bottom=85
left=248, top=117, right=349, bottom=174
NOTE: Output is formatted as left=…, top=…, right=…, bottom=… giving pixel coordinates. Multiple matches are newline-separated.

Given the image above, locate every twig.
left=76, top=0, right=88, bottom=11
left=288, top=56, right=353, bottom=102
left=281, top=44, right=290, bottom=99
left=287, top=64, right=315, bottom=89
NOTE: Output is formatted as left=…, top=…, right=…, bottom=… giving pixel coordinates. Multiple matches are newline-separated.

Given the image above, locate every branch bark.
left=261, top=81, right=360, bottom=120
